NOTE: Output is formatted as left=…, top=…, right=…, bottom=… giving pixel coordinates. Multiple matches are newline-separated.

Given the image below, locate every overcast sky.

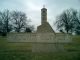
left=0, top=0, right=80, bottom=31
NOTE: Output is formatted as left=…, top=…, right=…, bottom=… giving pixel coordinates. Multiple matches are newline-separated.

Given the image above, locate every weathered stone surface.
left=7, top=33, right=71, bottom=43
left=37, top=22, right=55, bottom=33
left=7, top=33, right=72, bottom=52
left=32, top=43, right=65, bottom=53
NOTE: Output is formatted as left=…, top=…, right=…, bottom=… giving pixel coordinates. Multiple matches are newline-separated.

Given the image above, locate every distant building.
left=37, top=6, right=55, bottom=33
left=8, top=6, right=71, bottom=53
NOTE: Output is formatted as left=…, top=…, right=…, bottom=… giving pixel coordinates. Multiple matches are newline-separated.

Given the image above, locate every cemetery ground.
left=0, top=35, right=80, bottom=60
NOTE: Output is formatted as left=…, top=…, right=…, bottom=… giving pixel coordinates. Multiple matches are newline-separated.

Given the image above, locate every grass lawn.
left=0, top=35, right=80, bottom=60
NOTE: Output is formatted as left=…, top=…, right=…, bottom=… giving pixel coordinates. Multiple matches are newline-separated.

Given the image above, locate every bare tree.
left=0, top=9, right=34, bottom=34
left=0, top=10, right=12, bottom=36
left=11, top=11, right=29, bottom=32
left=55, top=8, right=78, bottom=34
left=75, top=11, right=80, bottom=35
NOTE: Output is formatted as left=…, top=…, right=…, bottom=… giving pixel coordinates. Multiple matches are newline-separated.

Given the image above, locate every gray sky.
left=0, top=0, right=80, bottom=31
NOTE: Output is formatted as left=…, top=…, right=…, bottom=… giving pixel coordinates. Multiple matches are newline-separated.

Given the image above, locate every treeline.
left=55, top=8, right=80, bottom=35
left=0, top=10, right=34, bottom=36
